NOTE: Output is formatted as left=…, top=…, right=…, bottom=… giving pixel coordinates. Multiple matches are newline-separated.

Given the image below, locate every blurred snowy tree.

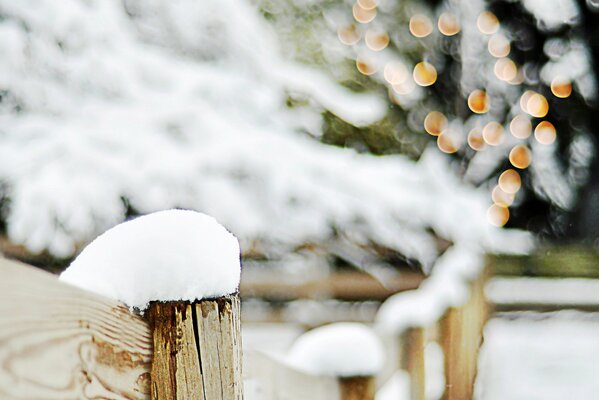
left=0, top=0, right=529, bottom=271
left=263, top=0, right=598, bottom=242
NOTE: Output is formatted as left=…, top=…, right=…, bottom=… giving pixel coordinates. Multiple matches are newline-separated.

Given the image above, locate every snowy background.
left=2, top=0, right=599, bottom=399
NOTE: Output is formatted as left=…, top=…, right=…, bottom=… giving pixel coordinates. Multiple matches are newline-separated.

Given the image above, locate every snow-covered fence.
left=0, top=257, right=380, bottom=400
left=375, top=249, right=491, bottom=400
left=0, top=257, right=245, bottom=400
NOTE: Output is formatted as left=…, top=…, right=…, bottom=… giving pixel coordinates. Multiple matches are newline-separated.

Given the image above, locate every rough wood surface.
left=400, top=327, right=425, bottom=400
left=0, top=257, right=152, bottom=400
left=440, top=272, right=488, bottom=400
left=338, top=376, right=375, bottom=400
left=148, top=295, right=243, bottom=400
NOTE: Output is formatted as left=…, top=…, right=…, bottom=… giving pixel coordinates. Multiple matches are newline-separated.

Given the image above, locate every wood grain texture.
left=148, top=296, right=243, bottom=400
left=440, top=272, right=488, bottom=400
left=338, top=376, right=375, bottom=400
left=400, top=327, right=425, bottom=400
left=0, top=257, right=152, bottom=400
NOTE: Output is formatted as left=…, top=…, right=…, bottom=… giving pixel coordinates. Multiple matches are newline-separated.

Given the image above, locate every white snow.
left=521, top=0, right=580, bottom=31
left=376, top=370, right=411, bottom=400
left=60, top=209, right=240, bottom=309
left=286, top=323, right=385, bottom=377
left=475, top=312, right=599, bottom=400
left=375, top=246, right=489, bottom=333
left=0, top=0, right=532, bottom=269
left=486, top=277, right=599, bottom=306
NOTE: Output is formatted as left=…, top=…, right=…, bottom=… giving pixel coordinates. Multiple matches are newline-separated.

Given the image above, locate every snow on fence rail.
left=0, top=255, right=490, bottom=400
left=0, top=258, right=380, bottom=400
left=0, top=208, right=500, bottom=400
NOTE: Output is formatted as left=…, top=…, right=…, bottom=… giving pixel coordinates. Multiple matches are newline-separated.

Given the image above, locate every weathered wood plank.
left=400, top=327, right=425, bottom=400
left=149, top=296, right=243, bottom=400
left=0, top=257, right=152, bottom=400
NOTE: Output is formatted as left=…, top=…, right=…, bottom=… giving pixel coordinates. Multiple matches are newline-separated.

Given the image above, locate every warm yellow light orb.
left=338, top=25, right=361, bottom=45
left=534, top=121, right=557, bottom=145
left=498, top=169, right=522, bottom=194
left=482, top=121, right=504, bottom=146
left=527, top=93, right=549, bottom=118
left=353, top=3, right=377, bottom=23
left=550, top=77, right=573, bottom=98
left=488, top=33, right=510, bottom=58
left=509, top=114, right=532, bottom=139
left=467, top=128, right=485, bottom=151
left=492, top=185, right=515, bottom=207
left=477, top=11, right=500, bottom=35
left=424, top=111, right=448, bottom=136
left=413, top=62, right=437, bottom=87
left=356, top=58, right=377, bottom=75
left=494, top=58, right=518, bottom=81
left=509, top=144, right=532, bottom=169
left=487, top=204, right=510, bottom=227
left=437, top=131, right=459, bottom=154
left=357, top=0, right=377, bottom=10
left=365, top=29, right=389, bottom=51
left=438, top=12, right=461, bottom=36
left=409, top=14, right=433, bottom=38
left=468, top=90, right=490, bottom=114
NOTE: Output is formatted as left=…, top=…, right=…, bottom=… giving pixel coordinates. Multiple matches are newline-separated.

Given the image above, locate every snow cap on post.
left=60, top=209, right=241, bottom=310
left=286, top=322, right=385, bottom=377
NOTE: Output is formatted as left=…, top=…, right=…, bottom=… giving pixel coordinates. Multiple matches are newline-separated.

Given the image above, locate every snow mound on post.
left=286, top=323, right=384, bottom=377
left=60, top=209, right=240, bottom=310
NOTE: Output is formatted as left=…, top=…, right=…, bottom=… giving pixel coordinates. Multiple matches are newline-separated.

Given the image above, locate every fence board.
left=0, top=258, right=152, bottom=400
left=244, top=350, right=341, bottom=400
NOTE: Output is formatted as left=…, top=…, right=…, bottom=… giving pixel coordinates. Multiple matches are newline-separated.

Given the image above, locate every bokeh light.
left=494, top=58, right=518, bottom=81
left=509, top=114, right=532, bottom=139
left=357, top=0, right=377, bottom=10
left=413, top=62, right=437, bottom=86
left=519, top=90, right=535, bottom=113
left=492, top=185, right=515, bottom=207
left=534, top=121, right=557, bottom=145
left=488, top=33, right=510, bottom=58
left=353, top=3, right=377, bottom=23
left=409, top=14, right=433, bottom=38
left=365, top=29, right=389, bottom=51
left=527, top=93, right=549, bottom=118
left=392, top=78, right=415, bottom=95
left=437, top=131, right=459, bottom=153
left=438, top=13, right=460, bottom=36
left=424, top=111, right=448, bottom=136
left=468, top=90, right=490, bottom=114
left=384, top=61, right=409, bottom=85
left=467, top=127, right=485, bottom=151
left=498, top=169, right=522, bottom=194
left=356, top=57, right=377, bottom=75
left=477, top=11, right=500, bottom=35
left=482, top=121, right=504, bottom=146
left=487, top=204, right=510, bottom=227
left=509, top=144, right=532, bottom=169
left=338, top=25, right=361, bottom=45
left=550, top=76, right=573, bottom=98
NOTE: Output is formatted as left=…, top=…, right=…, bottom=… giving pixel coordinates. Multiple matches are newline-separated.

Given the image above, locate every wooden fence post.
left=148, top=294, right=243, bottom=400
left=400, top=327, right=426, bottom=400
left=440, top=270, right=489, bottom=400
left=338, top=376, right=376, bottom=400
